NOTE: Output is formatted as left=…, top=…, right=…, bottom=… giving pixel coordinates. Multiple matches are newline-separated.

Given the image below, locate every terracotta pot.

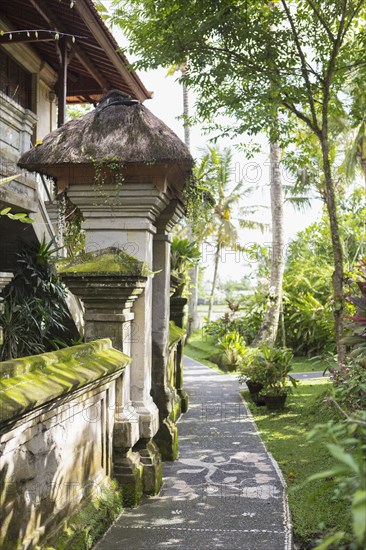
left=264, top=394, right=287, bottom=411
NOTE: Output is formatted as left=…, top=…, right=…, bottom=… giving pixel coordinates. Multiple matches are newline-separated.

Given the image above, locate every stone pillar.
left=66, top=182, right=170, bottom=496
left=0, top=272, right=13, bottom=347
left=170, top=295, right=189, bottom=412
left=152, top=201, right=184, bottom=460
left=59, top=267, right=152, bottom=505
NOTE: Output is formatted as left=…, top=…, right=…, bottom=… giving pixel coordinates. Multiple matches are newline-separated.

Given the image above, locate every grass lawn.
left=291, top=356, right=330, bottom=374
left=185, top=330, right=329, bottom=375
left=184, top=329, right=223, bottom=373
left=242, top=381, right=350, bottom=548
left=185, top=330, right=353, bottom=546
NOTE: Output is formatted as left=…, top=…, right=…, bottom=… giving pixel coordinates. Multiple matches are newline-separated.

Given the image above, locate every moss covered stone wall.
left=0, top=340, right=129, bottom=549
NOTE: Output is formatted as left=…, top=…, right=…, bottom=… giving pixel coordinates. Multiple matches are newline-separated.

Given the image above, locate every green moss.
left=154, top=420, right=179, bottom=461
left=0, top=339, right=130, bottom=423
left=169, top=321, right=186, bottom=347
left=120, top=468, right=143, bottom=508
left=168, top=399, right=181, bottom=423
left=41, top=479, right=123, bottom=550
left=56, top=247, right=150, bottom=276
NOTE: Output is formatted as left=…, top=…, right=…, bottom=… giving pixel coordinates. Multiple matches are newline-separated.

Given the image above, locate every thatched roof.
left=18, top=91, right=193, bottom=175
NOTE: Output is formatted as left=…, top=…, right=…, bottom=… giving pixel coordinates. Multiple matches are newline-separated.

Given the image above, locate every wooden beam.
left=57, top=36, right=68, bottom=127
left=74, top=0, right=152, bottom=101
left=72, top=43, right=109, bottom=92
left=0, top=31, right=60, bottom=44
left=29, top=0, right=110, bottom=92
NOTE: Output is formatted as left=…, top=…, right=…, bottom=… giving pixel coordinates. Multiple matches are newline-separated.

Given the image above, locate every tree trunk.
left=207, top=244, right=220, bottom=323
left=182, top=77, right=190, bottom=151
left=321, top=136, right=345, bottom=363
left=254, top=141, right=285, bottom=345
left=182, top=61, right=200, bottom=337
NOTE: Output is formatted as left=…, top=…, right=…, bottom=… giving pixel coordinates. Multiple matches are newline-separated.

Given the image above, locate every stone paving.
left=95, top=357, right=292, bottom=550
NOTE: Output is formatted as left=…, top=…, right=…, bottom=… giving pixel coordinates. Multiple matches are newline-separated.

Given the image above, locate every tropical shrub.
left=308, top=412, right=366, bottom=549
left=214, top=331, right=246, bottom=371
left=0, top=239, right=74, bottom=360
left=170, top=236, right=200, bottom=297
left=204, top=293, right=266, bottom=345
left=306, top=261, right=366, bottom=549
left=238, top=345, right=295, bottom=390
left=283, top=293, right=336, bottom=356
left=342, top=259, right=366, bottom=358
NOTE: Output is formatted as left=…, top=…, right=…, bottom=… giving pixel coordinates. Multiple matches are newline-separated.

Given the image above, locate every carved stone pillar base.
left=154, top=417, right=179, bottom=461
left=134, top=439, right=162, bottom=495
left=113, top=448, right=144, bottom=508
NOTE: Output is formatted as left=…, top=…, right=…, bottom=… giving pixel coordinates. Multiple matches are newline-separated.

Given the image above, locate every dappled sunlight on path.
left=94, top=357, right=292, bottom=550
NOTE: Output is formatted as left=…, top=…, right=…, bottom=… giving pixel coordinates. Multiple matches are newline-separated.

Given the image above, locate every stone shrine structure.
left=1, top=90, right=193, bottom=547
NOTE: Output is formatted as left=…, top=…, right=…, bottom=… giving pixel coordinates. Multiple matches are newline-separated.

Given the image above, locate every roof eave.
left=80, top=0, right=152, bottom=102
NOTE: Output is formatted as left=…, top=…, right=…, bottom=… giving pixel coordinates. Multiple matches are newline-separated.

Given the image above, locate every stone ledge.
left=0, top=339, right=130, bottom=423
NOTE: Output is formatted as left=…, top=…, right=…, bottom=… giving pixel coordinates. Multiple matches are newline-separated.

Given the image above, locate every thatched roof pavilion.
left=18, top=91, right=193, bottom=190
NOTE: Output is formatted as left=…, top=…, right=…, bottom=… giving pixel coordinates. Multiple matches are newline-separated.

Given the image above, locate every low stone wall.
left=0, top=339, right=130, bottom=550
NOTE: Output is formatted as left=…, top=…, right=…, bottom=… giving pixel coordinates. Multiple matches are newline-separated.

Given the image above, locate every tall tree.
left=110, top=0, right=365, bottom=360
left=254, top=142, right=285, bottom=344
left=167, top=61, right=200, bottom=336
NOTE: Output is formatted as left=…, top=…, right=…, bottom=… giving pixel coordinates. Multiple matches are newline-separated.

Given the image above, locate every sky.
left=136, top=68, right=324, bottom=282
left=107, top=6, right=324, bottom=283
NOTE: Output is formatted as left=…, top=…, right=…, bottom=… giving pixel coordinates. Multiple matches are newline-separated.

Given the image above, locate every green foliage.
left=0, top=239, right=74, bottom=360
left=245, top=379, right=349, bottom=546
left=0, top=207, right=34, bottom=224
left=305, top=300, right=366, bottom=549
left=281, top=189, right=366, bottom=357
left=216, top=331, right=246, bottom=371
left=204, top=293, right=267, bottom=345
left=343, top=259, right=366, bottom=358
left=333, top=359, right=366, bottom=413
left=170, top=236, right=200, bottom=296
left=284, top=293, right=336, bottom=357
left=245, top=345, right=296, bottom=396
left=308, top=413, right=366, bottom=549
left=170, top=237, right=201, bottom=276
left=110, top=0, right=365, bottom=142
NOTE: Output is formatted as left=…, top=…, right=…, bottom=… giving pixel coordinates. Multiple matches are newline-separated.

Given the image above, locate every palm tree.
left=167, top=61, right=201, bottom=335
left=344, top=118, right=366, bottom=190
left=197, top=146, right=265, bottom=322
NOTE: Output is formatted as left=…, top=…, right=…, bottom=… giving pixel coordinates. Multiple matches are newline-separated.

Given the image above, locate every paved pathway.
left=95, top=357, right=292, bottom=550
left=292, top=371, right=328, bottom=380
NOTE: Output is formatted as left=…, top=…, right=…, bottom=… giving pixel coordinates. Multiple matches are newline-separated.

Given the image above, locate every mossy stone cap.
left=56, top=246, right=149, bottom=276
left=18, top=90, right=193, bottom=175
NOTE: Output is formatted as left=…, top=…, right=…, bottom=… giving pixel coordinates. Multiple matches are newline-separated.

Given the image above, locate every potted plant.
left=259, top=385, right=292, bottom=410
left=254, top=346, right=297, bottom=410
left=238, top=347, right=263, bottom=398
